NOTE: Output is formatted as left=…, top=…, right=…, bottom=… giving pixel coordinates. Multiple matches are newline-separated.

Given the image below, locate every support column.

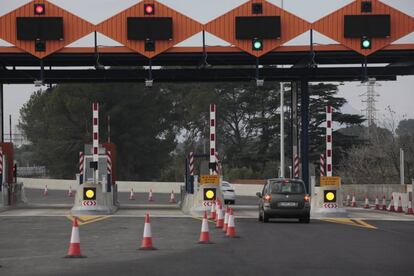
left=291, top=81, right=298, bottom=173
left=300, top=78, right=310, bottom=192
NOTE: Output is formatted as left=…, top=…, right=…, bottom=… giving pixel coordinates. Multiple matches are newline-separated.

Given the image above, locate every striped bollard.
left=92, top=102, right=99, bottom=183
left=79, top=151, right=84, bottom=185
left=107, top=150, right=112, bottom=192
left=326, top=105, right=333, bottom=176
left=320, top=154, right=325, bottom=177
left=210, top=104, right=216, bottom=175
left=293, top=155, right=300, bottom=178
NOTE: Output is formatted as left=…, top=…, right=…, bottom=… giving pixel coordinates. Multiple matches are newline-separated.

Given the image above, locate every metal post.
left=400, top=148, right=404, bottom=185
left=291, top=81, right=298, bottom=174
left=9, top=114, right=12, bottom=143
left=300, top=78, right=310, bottom=192
left=209, top=104, right=216, bottom=175
left=280, top=82, right=285, bottom=178
left=185, top=157, right=189, bottom=193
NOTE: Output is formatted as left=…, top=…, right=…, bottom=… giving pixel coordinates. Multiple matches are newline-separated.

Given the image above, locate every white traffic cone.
left=68, top=186, right=73, bottom=197
left=226, top=208, right=238, bottom=238
left=169, top=190, right=176, bottom=203
left=65, top=217, right=85, bottom=258
left=346, top=194, right=350, bottom=206
left=209, top=201, right=216, bottom=220
left=148, top=189, right=153, bottom=202
left=140, top=214, right=156, bottom=250
left=198, top=211, right=212, bottom=244
left=223, top=207, right=229, bottom=232
left=216, top=202, right=224, bottom=228
left=129, top=188, right=135, bottom=200
left=363, top=196, right=370, bottom=209
left=43, top=185, right=48, bottom=196
left=351, top=195, right=356, bottom=207
left=374, top=196, right=380, bottom=210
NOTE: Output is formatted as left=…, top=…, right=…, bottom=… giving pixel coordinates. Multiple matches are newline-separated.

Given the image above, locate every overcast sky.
left=1, top=0, right=414, bottom=135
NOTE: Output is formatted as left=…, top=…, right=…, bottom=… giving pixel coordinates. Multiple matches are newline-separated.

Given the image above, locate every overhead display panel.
left=127, top=17, right=173, bottom=40
left=16, top=17, right=64, bottom=40
left=235, top=16, right=281, bottom=39
left=344, top=15, right=390, bottom=38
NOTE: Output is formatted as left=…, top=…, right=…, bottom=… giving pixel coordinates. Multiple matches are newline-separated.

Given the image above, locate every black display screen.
left=16, top=17, right=64, bottom=40
left=127, top=17, right=173, bottom=40
left=344, top=15, right=390, bottom=38
left=235, top=16, right=281, bottom=39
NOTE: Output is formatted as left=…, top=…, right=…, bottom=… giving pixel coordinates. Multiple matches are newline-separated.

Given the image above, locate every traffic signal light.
left=324, top=190, right=336, bottom=203
left=144, top=4, right=155, bottom=15
left=34, top=4, right=45, bottom=15
left=252, top=38, right=263, bottom=51
left=35, top=39, right=46, bottom=52
left=145, top=39, right=155, bottom=51
left=361, top=37, right=371, bottom=49
left=252, top=3, right=263, bottom=14
left=83, top=187, right=96, bottom=200
left=203, top=188, right=216, bottom=201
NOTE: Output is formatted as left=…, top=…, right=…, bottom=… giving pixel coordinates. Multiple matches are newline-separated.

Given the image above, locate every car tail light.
left=304, top=195, right=310, bottom=202
left=264, top=194, right=272, bottom=202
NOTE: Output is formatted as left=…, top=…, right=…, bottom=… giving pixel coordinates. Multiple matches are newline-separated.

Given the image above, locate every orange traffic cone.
left=198, top=211, right=212, bottom=244
left=363, top=196, right=370, bottom=209
left=140, top=214, right=156, bottom=250
left=351, top=195, right=356, bottom=207
left=226, top=208, right=238, bottom=238
left=397, top=196, right=403, bottom=213
left=216, top=202, right=224, bottom=228
left=129, top=188, right=135, bottom=200
left=209, top=201, right=216, bottom=220
left=374, top=196, right=380, bottom=210
left=345, top=194, right=350, bottom=206
left=223, top=207, right=229, bottom=232
left=169, top=190, right=176, bottom=203
left=382, top=195, right=387, bottom=211
left=406, top=200, right=413, bottom=215
left=65, top=217, right=85, bottom=258
left=43, top=185, right=48, bottom=196
left=389, top=195, right=395, bottom=212
left=68, top=186, right=73, bottom=197
left=148, top=189, right=153, bottom=202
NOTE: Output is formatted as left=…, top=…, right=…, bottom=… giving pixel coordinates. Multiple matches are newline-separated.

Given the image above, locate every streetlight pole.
left=280, top=82, right=285, bottom=178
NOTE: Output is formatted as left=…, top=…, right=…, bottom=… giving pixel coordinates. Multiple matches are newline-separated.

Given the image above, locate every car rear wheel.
left=299, top=217, right=310, bottom=223
left=258, top=211, right=263, bottom=222
left=262, top=210, right=269, bottom=223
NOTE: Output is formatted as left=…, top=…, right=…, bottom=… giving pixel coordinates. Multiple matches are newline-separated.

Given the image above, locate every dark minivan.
left=257, top=178, right=310, bottom=223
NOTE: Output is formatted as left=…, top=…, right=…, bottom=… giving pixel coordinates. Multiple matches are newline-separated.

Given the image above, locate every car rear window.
left=269, top=181, right=305, bottom=194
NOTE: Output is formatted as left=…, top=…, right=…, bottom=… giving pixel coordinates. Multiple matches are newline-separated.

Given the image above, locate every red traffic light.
left=144, top=4, right=154, bottom=15
left=34, top=4, right=45, bottom=15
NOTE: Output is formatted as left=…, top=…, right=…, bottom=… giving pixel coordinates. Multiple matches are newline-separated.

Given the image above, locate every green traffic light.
left=254, top=41, right=262, bottom=49
left=252, top=38, right=263, bottom=51
left=361, top=37, right=371, bottom=49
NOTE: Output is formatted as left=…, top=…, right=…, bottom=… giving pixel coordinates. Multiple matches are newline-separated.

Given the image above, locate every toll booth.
left=0, top=142, right=25, bottom=207
left=71, top=143, right=118, bottom=215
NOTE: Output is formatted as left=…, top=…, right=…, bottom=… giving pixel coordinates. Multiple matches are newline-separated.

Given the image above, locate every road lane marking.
left=67, top=215, right=110, bottom=225
left=320, top=218, right=377, bottom=229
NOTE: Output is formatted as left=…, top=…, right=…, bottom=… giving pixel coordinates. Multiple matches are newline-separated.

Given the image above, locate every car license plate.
left=279, top=202, right=297, bottom=207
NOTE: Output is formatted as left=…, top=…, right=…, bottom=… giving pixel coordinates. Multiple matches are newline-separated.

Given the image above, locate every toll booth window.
left=270, top=181, right=304, bottom=194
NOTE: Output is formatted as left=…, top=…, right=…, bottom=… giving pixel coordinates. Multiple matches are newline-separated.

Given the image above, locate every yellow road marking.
left=192, top=216, right=215, bottom=224
left=67, top=215, right=110, bottom=225
left=320, top=218, right=377, bottom=229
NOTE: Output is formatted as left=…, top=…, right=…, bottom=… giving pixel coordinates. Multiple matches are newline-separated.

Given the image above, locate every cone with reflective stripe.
left=382, top=195, right=387, bottom=211
left=351, top=195, right=356, bottom=207
left=363, top=196, right=369, bottom=209
left=223, top=206, right=229, bottom=232
left=226, top=208, right=238, bottom=238
left=216, top=201, right=224, bottom=228
left=148, top=189, right=153, bottom=202
left=140, top=214, right=156, bottom=250
left=374, top=196, right=380, bottom=210
left=389, top=195, right=395, bottom=212
left=43, top=185, right=48, bottom=196
left=169, top=190, right=176, bottom=203
left=209, top=201, right=216, bottom=220
left=198, top=211, right=212, bottom=244
left=397, top=196, right=403, bottom=213
left=406, top=200, right=413, bottom=215
left=65, top=217, right=85, bottom=258
left=129, top=188, right=135, bottom=200
left=345, top=194, right=350, bottom=206
left=68, top=186, right=73, bottom=197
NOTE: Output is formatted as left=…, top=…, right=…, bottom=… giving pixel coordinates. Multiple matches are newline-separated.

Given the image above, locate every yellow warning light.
left=324, top=190, right=336, bottom=203
left=83, top=187, right=96, bottom=200
left=326, top=192, right=335, bottom=201
left=86, top=189, right=95, bottom=199
left=206, top=190, right=215, bottom=199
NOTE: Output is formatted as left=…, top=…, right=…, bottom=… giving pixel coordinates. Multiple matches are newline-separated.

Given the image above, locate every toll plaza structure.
left=0, top=0, right=414, bottom=193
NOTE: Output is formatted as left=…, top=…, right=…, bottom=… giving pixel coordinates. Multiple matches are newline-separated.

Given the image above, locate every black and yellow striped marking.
left=67, top=215, right=109, bottom=225
left=320, top=218, right=377, bottom=229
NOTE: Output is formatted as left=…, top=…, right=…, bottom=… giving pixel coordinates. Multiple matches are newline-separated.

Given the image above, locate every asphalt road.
left=0, top=215, right=413, bottom=276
